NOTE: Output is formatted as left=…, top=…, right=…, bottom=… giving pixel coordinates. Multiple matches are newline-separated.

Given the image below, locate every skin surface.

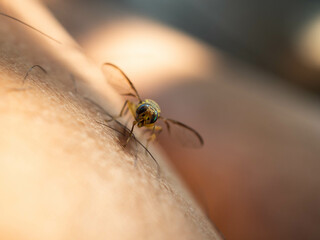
left=4, top=1, right=320, bottom=239
left=0, top=1, right=222, bottom=239
left=58, top=2, right=320, bottom=240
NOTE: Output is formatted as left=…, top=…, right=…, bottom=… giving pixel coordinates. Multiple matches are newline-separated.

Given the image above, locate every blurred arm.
left=0, top=0, right=221, bottom=239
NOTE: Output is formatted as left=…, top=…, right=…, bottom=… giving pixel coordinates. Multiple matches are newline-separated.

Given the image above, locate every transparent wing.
left=101, top=63, right=142, bottom=101
left=163, top=118, right=204, bottom=148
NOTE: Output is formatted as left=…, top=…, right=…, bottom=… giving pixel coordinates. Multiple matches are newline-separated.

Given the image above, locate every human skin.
left=69, top=3, right=320, bottom=240
left=5, top=1, right=320, bottom=239
left=0, top=1, right=222, bottom=239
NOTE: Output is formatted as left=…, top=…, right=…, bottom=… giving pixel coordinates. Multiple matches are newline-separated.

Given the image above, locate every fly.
left=0, top=12, right=204, bottom=150
left=102, top=63, right=204, bottom=149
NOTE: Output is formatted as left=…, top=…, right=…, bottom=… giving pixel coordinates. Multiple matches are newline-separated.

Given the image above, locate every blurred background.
left=43, top=0, right=320, bottom=239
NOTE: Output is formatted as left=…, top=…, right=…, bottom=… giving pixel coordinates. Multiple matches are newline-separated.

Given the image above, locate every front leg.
left=105, top=99, right=129, bottom=122
left=123, top=120, right=137, bottom=147
left=146, top=125, right=162, bottom=150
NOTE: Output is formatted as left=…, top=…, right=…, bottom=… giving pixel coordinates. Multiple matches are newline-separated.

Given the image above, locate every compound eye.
left=150, top=112, right=158, bottom=123
left=136, top=104, right=148, bottom=114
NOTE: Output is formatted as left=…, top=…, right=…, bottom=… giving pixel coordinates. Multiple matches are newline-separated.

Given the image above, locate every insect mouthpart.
left=137, top=120, right=144, bottom=128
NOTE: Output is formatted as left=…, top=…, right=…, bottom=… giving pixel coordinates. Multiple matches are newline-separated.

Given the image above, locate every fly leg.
left=106, top=99, right=136, bottom=124
left=103, top=99, right=137, bottom=147
left=146, top=125, right=162, bottom=151
left=105, top=99, right=130, bottom=122
left=122, top=101, right=139, bottom=146
left=123, top=120, right=137, bottom=147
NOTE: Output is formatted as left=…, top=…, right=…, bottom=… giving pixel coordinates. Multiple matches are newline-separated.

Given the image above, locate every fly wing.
left=102, top=63, right=142, bottom=101
left=164, top=118, right=204, bottom=148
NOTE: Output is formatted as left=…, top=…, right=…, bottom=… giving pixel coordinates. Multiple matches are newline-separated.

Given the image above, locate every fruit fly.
left=0, top=11, right=203, bottom=149
left=102, top=63, right=204, bottom=149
